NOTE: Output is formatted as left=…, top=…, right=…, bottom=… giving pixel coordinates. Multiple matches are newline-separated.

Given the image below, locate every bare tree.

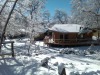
left=71, top=0, right=100, bottom=38
left=0, top=0, right=47, bottom=54
left=53, top=9, right=69, bottom=24
left=0, top=0, right=18, bottom=51
left=15, top=0, right=46, bottom=54
left=71, top=0, right=100, bottom=28
left=42, top=10, right=51, bottom=29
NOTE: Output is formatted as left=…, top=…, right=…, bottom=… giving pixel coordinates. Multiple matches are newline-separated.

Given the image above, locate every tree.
left=0, top=0, right=47, bottom=54
left=71, top=0, right=100, bottom=38
left=71, top=0, right=85, bottom=24
left=86, top=0, right=100, bottom=38
left=15, top=0, right=47, bottom=54
left=53, top=9, right=69, bottom=24
left=41, top=10, right=51, bottom=29
left=0, top=0, right=18, bottom=51
left=71, top=0, right=100, bottom=28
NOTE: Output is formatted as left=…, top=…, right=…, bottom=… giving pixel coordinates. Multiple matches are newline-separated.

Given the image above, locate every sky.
left=45, top=0, right=71, bottom=16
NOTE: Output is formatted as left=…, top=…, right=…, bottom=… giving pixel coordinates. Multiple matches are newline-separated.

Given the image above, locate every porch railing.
left=53, top=39, right=93, bottom=43
left=44, top=35, right=98, bottom=44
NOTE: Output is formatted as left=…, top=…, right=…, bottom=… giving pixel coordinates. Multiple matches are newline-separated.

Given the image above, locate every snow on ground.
left=0, top=38, right=100, bottom=75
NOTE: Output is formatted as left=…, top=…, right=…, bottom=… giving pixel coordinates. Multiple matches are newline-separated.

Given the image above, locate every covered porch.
left=44, top=37, right=99, bottom=46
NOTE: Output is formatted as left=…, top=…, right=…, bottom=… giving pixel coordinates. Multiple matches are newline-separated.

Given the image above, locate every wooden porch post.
left=11, top=42, right=14, bottom=57
left=97, top=29, right=100, bottom=40
left=53, top=32, right=55, bottom=43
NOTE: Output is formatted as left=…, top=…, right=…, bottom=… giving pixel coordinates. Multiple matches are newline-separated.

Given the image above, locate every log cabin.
left=44, top=24, right=93, bottom=46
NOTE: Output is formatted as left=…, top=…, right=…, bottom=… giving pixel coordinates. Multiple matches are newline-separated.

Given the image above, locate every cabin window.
left=60, top=34, right=68, bottom=40
left=64, top=34, right=68, bottom=39
left=60, top=34, right=63, bottom=39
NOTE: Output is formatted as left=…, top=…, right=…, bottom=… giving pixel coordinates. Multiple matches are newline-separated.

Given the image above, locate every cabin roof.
left=49, top=24, right=84, bottom=33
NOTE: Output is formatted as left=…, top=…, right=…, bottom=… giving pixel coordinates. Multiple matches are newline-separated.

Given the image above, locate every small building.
left=44, top=24, right=93, bottom=46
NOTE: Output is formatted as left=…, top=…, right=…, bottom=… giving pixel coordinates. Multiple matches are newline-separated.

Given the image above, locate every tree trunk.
left=0, top=0, right=18, bottom=52
left=0, top=0, right=8, bottom=15
left=96, top=15, right=100, bottom=39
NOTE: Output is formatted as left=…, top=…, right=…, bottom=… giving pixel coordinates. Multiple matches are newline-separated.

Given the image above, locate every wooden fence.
left=0, top=41, right=15, bottom=57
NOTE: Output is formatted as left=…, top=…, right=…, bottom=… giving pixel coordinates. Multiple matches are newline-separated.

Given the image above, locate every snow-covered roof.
left=49, top=24, right=84, bottom=33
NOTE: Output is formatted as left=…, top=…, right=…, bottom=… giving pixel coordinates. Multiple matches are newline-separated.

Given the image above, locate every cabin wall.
left=52, top=31, right=78, bottom=44
left=83, top=32, right=93, bottom=39
left=68, top=33, right=77, bottom=39
left=52, top=32, right=60, bottom=43
left=52, top=32, right=59, bottom=39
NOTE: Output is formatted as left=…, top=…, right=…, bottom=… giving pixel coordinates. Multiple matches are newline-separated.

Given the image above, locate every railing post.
left=11, top=42, right=14, bottom=57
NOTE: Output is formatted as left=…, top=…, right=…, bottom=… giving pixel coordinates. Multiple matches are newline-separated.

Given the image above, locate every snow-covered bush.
left=59, top=48, right=76, bottom=54
left=59, top=47, right=96, bottom=56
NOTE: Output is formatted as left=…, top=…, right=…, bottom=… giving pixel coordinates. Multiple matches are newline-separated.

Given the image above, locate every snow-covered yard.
left=0, top=38, right=100, bottom=75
